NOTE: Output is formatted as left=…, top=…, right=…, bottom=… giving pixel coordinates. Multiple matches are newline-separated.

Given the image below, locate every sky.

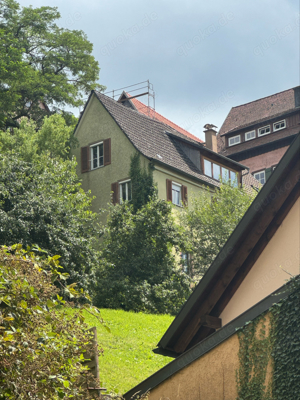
left=18, top=0, right=300, bottom=141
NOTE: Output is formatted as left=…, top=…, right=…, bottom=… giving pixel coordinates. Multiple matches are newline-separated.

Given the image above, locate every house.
left=124, top=133, right=300, bottom=399
left=217, top=86, right=300, bottom=185
left=73, top=91, right=251, bottom=215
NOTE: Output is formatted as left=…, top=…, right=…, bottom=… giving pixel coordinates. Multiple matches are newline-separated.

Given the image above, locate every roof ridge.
left=231, top=87, right=297, bottom=110
left=95, top=91, right=203, bottom=146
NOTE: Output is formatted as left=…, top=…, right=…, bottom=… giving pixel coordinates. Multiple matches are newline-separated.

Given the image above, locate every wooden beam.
left=200, top=315, right=222, bottom=329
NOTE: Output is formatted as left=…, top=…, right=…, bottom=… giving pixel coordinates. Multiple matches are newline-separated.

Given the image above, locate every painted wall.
left=153, top=164, right=210, bottom=205
left=137, top=313, right=274, bottom=400
left=220, top=197, right=300, bottom=326
left=73, top=94, right=148, bottom=214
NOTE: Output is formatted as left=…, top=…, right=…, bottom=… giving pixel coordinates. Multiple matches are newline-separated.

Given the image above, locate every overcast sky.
left=18, top=0, right=300, bottom=141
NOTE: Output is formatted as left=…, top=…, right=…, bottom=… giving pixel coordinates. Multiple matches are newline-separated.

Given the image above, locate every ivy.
left=236, top=276, right=300, bottom=400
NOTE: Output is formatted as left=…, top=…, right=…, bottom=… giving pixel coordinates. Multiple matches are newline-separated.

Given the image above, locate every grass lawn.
left=82, top=308, right=174, bottom=395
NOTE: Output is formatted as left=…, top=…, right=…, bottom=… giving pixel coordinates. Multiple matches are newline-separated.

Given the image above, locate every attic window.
left=228, top=135, right=241, bottom=146
left=245, top=130, right=256, bottom=141
left=258, top=125, right=270, bottom=137
left=273, top=120, right=286, bottom=131
left=253, top=170, right=266, bottom=185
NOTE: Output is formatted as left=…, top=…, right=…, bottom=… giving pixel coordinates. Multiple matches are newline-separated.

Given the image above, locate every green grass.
left=82, top=308, right=174, bottom=395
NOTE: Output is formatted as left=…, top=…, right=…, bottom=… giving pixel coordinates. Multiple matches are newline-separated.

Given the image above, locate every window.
left=181, top=253, right=190, bottom=274
left=222, top=168, right=229, bottom=182
left=81, top=138, right=111, bottom=173
left=213, top=163, right=221, bottom=180
left=228, top=135, right=241, bottom=146
left=91, top=142, right=104, bottom=169
left=245, top=130, right=256, bottom=141
left=258, top=126, right=270, bottom=137
left=253, top=170, right=266, bottom=185
left=166, top=180, right=187, bottom=206
left=230, top=170, right=238, bottom=187
left=273, top=120, right=286, bottom=131
left=172, top=182, right=181, bottom=206
left=204, top=159, right=212, bottom=177
left=119, top=180, right=132, bottom=202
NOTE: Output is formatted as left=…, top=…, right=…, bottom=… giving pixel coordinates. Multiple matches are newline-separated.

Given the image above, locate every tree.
left=0, top=0, right=105, bottom=130
left=93, top=195, right=192, bottom=315
left=129, top=153, right=155, bottom=213
left=181, top=182, right=256, bottom=278
left=0, top=114, right=100, bottom=289
left=0, top=245, right=104, bottom=400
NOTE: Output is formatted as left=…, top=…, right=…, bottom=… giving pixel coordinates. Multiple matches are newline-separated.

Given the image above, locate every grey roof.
left=94, top=91, right=223, bottom=187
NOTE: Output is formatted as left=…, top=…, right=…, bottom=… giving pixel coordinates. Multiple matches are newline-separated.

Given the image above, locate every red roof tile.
left=126, top=93, right=203, bottom=143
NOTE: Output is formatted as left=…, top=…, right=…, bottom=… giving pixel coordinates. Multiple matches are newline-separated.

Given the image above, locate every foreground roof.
left=219, top=86, right=300, bottom=136
left=156, top=133, right=300, bottom=355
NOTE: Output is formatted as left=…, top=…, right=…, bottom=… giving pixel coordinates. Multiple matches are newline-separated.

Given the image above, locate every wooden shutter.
left=166, top=179, right=172, bottom=202
left=104, top=138, right=111, bottom=166
left=182, top=185, right=188, bottom=206
left=81, top=146, right=90, bottom=173
left=111, top=182, right=119, bottom=205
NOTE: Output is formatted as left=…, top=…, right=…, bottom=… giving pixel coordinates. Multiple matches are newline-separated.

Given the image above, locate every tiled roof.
left=94, top=91, right=218, bottom=187
left=122, top=92, right=203, bottom=143
left=219, top=87, right=298, bottom=136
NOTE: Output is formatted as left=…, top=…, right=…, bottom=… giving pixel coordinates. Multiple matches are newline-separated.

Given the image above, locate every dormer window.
left=258, top=125, right=270, bottom=137
left=245, top=130, right=256, bottom=141
left=273, top=120, right=286, bottom=131
left=228, top=135, right=241, bottom=146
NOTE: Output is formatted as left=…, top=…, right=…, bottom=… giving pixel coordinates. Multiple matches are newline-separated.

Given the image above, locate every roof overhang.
left=157, top=133, right=300, bottom=355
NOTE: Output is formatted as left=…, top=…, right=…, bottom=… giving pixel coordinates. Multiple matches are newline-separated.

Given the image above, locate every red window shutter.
left=111, top=182, right=119, bottom=205
left=166, top=179, right=172, bottom=202
left=104, top=138, right=111, bottom=166
left=81, top=146, right=90, bottom=173
left=182, top=185, right=188, bottom=206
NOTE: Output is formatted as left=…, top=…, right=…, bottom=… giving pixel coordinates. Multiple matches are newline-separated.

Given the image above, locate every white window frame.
left=273, top=120, right=286, bottom=132
left=228, top=135, right=241, bottom=146
left=90, top=141, right=104, bottom=170
left=258, top=125, right=271, bottom=137
left=245, top=130, right=256, bottom=141
left=253, top=170, right=266, bottom=185
left=172, top=182, right=182, bottom=206
left=119, top=179, right=132, bottom=203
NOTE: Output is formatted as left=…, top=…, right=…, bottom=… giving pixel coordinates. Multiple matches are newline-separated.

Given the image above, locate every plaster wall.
left=149, top=333, right=239, bottom=400
left=220, top=197, right=300, bottom=326
left=153, top=165, right=210, bottom=205
left=72, top=94, right=148, bottom=214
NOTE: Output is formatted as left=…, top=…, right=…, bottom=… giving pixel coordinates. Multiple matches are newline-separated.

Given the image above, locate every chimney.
left=204, top=124, right=218, bottom=152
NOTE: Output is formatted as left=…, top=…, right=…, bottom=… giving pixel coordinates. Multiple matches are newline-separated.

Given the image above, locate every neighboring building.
left=218, top=86, right=300, bottom=185
left=73, top=91, right=250, bottom=214
left=124, top=133, right=300, bottom=400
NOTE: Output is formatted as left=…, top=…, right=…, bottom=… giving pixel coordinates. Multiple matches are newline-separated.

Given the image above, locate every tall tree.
left=0, top=0, right=104, bottom=129
left=181, top=182, right=256, bottom=278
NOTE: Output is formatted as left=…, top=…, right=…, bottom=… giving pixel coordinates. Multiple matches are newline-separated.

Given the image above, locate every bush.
left=0, top=245, right=104, bottom=400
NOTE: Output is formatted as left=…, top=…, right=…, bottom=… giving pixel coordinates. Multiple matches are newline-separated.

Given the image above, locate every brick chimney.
left=204, top=124, right=218, bottom=152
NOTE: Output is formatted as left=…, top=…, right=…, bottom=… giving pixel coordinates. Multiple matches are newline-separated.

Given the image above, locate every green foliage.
left=181, top=182, right=256, bottom=278
left=94, top=195, right=192, bottom=314
left=236, top=315, right=273, bottom=400
left=0, top=115, right=77, bottom=161
left=272, top=276, right=300, bottom=399
left=73, top=308, right=173, bottom=394
left=0, top=153, right=100, bottom=288
left=0, top=0, right=105, bottom=130
left=129, top=153, right=155, bottom=213
left=0, top=245, right=104, bottom=400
